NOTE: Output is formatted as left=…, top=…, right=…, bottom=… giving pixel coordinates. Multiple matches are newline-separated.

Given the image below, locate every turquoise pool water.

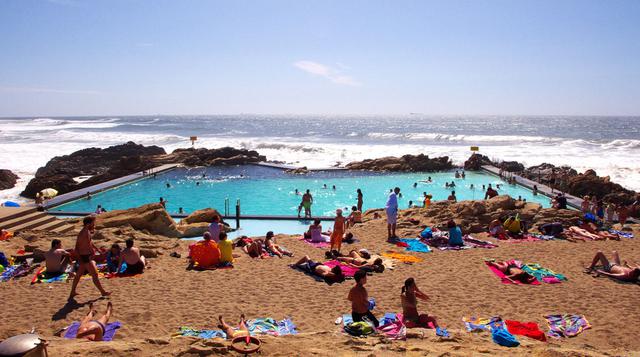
left=51, top=165, right=550, bottom=216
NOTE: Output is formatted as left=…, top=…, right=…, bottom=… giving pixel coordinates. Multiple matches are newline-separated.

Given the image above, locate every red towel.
left=505, top=320, right=546, bottom=341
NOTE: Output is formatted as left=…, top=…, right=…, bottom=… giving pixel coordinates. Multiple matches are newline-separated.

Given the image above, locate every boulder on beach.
left=0, top=169, right=19, bottom=190
left=463, top=154, right=492, bottom=171
left=179, top=208, right=222, bottom=225
left=94, top=203, right=181, bottom=238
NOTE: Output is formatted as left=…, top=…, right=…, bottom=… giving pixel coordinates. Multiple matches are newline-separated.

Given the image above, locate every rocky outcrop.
left=498, top=161, right=525, bottom=172
left=346, top=154, right=453, bottom=172
left=565, top=169, right=636, bottom=205
left=285, top=167, right=309, bottom=175
left=0, top=169, right=19, bottom=190
left=179, top=208, right=222, bottom=225
left=154, top=147, right=265, bottom=167
left=94, top=203, right=181, bottom=238
left=176, top=208, right=235, bottom=238
left=22, top=142, right=166, bottom=198
left=463, top=154, right=492, bottom=171
left=520, top=163, right=577, bottom=187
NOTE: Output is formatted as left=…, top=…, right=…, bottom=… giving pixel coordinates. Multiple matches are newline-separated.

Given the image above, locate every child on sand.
left=330, top=209, right=346, bottom=252
left=218, top=231, right=234, bottom=265
left=348, top=270, right=379, bottom=327
left=346, top=206, right=362, bottom=228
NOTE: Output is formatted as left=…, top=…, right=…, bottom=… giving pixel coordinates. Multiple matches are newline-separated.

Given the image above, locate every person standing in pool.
left=356, top=189, right=363, bottom=212
left=302, top=189, right=313, bottom=218
left=386, top=187, right=400, bottom=240
left=69, top=216, right=110, bottom=300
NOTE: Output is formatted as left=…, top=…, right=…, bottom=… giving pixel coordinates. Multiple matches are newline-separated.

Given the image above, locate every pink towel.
left=298, top=235, right=330, bottom=249
left=485, top=261, right=541, bottom=285
left=323, top=260, right=360, bottom=277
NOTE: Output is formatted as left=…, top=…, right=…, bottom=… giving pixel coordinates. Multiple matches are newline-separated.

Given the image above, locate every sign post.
left=190, top=136, right=198, bottom=147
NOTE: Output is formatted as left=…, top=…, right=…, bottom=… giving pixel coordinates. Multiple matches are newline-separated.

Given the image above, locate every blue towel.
left=400, top=238, right=432, bottom=253
left=381, top=312, right=397, bottom=325
left=276, top=318, right=298, bottom=335
left=342, top=314, right=353, bottom=325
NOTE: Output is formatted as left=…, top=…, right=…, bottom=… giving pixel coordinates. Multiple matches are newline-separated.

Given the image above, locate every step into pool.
left=50, top=165, right=550, bottom=217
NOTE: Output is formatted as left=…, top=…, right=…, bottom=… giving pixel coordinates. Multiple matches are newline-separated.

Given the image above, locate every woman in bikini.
left=585, top=251, right=640, bottom=282
left=218, top=314, right=249, bottom=339
left=337, top=256, right=385, bottom=272
left=76, top=302, right=113, bottom=341
left=487, top=261, right=537, bottom=284
left=401, top=278, right=439, bottom=328
left=264, top=231, right=293, bottom=258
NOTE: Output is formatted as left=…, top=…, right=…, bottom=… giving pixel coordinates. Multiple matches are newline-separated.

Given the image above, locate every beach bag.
left=503, top=215, right=521, bottom=234
left=492, top=327, right=520, bottom=347
left=344, top=321, right=375, bottom=336
left=420, top=227, right=433, bottom=239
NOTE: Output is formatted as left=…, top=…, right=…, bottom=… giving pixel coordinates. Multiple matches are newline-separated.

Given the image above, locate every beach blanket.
left=31, top=266, right=69, bottom=284
left=422, top=234, right=496, bottom=251
left=462, top=316, right=504, bottom=332
left=176, top=326, right=227, bottom=339
left=177, top=318, right=297, bottom=339
left=298, top=235, right=330, bottom=249
left=608, top=229, right=634, bottom=239
left=521, top=263, right=567, bottom=284
left=463, top=235, right=499, bottom=248
left=502, top=234, right=543, bottom=243
left=1, top=263, right=37, bottom=282
left=381, top=252, right=423, bottom=264
left=398, top=239, right=431, bottom=253
left=505, top=320, right=546, bottom=341
left=484, top=260, right=541, bottom=285
left=377, top=313, right=406, bottom=340
left=323, top=260, right=360, bottom=277
left=64, top=321, right=122, bottom=341
left=544, top=314, right=591, bottom=339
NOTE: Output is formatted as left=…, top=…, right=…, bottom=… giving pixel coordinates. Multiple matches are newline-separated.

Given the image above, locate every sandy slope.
left=0, top=210, right=639, bottom=356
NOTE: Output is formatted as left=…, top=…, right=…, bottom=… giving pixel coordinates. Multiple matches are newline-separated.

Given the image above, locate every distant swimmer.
left=427, top=177, right=432, bottom=182
left=166, top=183, right=171, bottom=188
left=202, top=173, right=206, bottom=178
left=332, top=185, right=336, bottom=190
left=461, top=171, right=466, bottom=179
left=455, top=170, right=460, bottom=179
left=450, top=181, right=456, bottom=187
left=413, top=182, right=418, bottom=188
left=323, top=184, right=328, bottom=189
left=295, top=188, right=299, bottom=195
left=196, top=181, right=200, bottom=186
left=470, top=184, right=475, bottom=190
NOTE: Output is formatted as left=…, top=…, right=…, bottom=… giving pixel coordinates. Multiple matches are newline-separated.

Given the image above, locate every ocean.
left=1, top=115, right=639, bottom=203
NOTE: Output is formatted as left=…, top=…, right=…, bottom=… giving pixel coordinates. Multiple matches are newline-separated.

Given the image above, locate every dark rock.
left=463, top=154, right=492, bottom=171
left=160, top=147, right=265, bottom=167
left=0, top=169, right=19, bottom=190
left=346, top=154, right=453, bottom=172
left=498, top=161, right=525, bottom=172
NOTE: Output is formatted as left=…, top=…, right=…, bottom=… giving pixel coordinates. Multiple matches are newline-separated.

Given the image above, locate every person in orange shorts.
left=330, top=209, right=346, bottom=253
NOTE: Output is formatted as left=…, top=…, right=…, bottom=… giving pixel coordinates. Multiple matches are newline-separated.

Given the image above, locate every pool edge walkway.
left=44, top=163, right=179, bottom=209
left=480, top=165, right=583, bottom=209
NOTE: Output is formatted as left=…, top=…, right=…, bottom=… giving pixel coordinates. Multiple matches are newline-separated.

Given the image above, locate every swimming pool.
left=50, top=165, right=550, bottom=216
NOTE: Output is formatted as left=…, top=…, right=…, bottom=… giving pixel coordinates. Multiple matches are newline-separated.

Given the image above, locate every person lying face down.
left=487, top=261, right=537, bottom=284
left=294, top=255, right=345, bottom=284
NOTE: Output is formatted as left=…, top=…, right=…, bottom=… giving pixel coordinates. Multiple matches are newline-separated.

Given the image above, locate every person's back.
left=309, top=223, right=324, bottom=242
left=401, top=291, right=418, bottom=320
left=348, top=282, right=368, bottom=314
left=122, top=246, right=141, bottom=265
left=208, top=220, right=222, bottom=242
left=447, top=221, right=463, bottom=246
left=218, top=233, right=234, bottom=263
left=45, top=239, right=67, bottom=273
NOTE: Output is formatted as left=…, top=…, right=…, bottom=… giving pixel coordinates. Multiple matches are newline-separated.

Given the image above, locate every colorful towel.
left=422, top=234, right=496, bottom=251
left=544, top=314, right=591, bottom=338
left=609, top=229, right=634, bottom=239
left=64, top=321, right=122, bottom=341
left=521, top=263, right=567, bottom=284
left=176, top=327, right=227, bottom=339
left=298, top=235, right=330, bottom=248
left=323, top=260, right=360, bottom=277
left=31, top=266, right=69, bottom=284
left=247, top=318, right=298, bottom=336
left=505, top=320, right=546, bottom=341
left=0, top=264, right=36, bottom=282
left=463, top=235, right=499, bottom=249
left=484, top=260, right=541, bottom=285
left=463, top=316, right=504, bottom=332
left=399, top=239, right=431, bottom=253
left=377, top=312, right=406, bottom=340
left=502, top=235, right=543, bottom=243
left=381, top=252, right=423, bottom=263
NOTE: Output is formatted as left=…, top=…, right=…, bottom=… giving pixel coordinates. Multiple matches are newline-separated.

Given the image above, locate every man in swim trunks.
left=302, top=189, right=313, bottom=218
left=69, top=215, right=110, bottom=300
left=386, top=187, right=400, bottom=240
left=45, top=239, right=71, bottom=277
left=348, top=270, right=379, bottom=327
left=76, top=302, right=113, bottom=341
left=585, top=250, right=640, bottom=282
left=294, top=255, right=344, bottom=284
left=118, top=238, right=146, bottom=275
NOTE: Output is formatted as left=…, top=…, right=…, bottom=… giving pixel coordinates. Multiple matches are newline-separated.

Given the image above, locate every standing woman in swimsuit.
left=76, top=302, right=113, bottom=341
left=330, top=209, right=346, bottom=253
left=356, top=189, right=363, bottom=212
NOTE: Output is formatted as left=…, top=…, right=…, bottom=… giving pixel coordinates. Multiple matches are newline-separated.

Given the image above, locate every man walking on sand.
left=386, top=187, right=400, bottom=240
left=69, top=215, right=111, bottom=300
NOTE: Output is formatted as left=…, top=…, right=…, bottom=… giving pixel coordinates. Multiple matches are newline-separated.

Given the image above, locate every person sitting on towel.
left=585, top=250, right=640, bottom=282
left=487, top=261, right=537, bottom=284
left=45, top=239, right=71, bottom=276
left=447, top=220, right=464, bottom=246
left=264, top=231, right=293, bottom=258
left=348, top=270, right=379, bottom=327
left=76, top=302, right=113, bottom=341
left=306, top=218, right=331, bottom=243
left=401, top=277, right=439, bottom=328
left=294, top=255, right=345, bottom=284
left=118, top=238, right=146, bottom=275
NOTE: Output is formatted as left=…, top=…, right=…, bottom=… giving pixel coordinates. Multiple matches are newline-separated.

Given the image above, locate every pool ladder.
left=224, top=198, right=241, bottom=228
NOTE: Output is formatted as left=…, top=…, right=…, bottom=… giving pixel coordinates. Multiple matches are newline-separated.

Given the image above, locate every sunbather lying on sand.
left=337, top=256, right=385, bottom=272
left=564, top=225, right=618, bottom=241
left=76, top=302, right=113, bottom=341
left=235, top=237, right=265, bottom=258
left=218, top=314, right=249, bottom=338
left=585, top=251, right=640, bottom=283
left=487, top=261, right=537, bottom=284
left=294, top=255, right=345, bottom=284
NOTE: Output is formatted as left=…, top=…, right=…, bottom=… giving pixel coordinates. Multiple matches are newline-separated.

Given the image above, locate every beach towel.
left=0, top=263, right=36, bottom=282
left=502, top=234, right=543, bottom=243
left=63, top=321, right=122, bottom=341
left=505, top=320, right=546, bottom=341
left=377, top=313, right=406, bottom=340
left=298, top=235, right=330, bottom=249
left=521, top=263, right=567, bottom=284
left=399, top=239, right=431, bottom=253
left=608, top=229, right=634, bottom=239
left=492, top=327, right=520, bottom=347
left=462, top=316, right=503, bottom=332
left=484, top=260, right=541, bottom=285
left=246, top=317, right=297, bottom=336
left=31, top=266, right=69, bottom=284
left=463, top=235, right=498, bottom=248
left=176, top=327, right=227, bottom=339
left=323, top=260, right=360, bottom=277
left=545, top=314, right=591, bottom=339
left=381, top=252, right=423, bottom=263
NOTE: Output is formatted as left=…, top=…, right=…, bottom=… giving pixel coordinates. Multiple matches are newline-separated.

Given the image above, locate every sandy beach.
left=1, top=204, right=639, bottom=356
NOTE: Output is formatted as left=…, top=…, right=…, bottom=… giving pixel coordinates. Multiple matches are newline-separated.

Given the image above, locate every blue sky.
left=0, top=0, right=639, bottom=116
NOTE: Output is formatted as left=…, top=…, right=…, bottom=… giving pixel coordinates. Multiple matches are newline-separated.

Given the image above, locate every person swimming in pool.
left=454, top=171, right=460, bottom=178
left=301, top=189, right=313, bottom=218
left=76, top=302, right=113, bottom=341
left=584, top=251, right=640, bottom=283
left=487, top=261, right=536, bottom=284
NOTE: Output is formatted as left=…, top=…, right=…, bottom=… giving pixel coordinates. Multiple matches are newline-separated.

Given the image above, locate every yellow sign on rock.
left=190, top=136, right=198, bottom=146
left=470, top=146, right=479, bottom=151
